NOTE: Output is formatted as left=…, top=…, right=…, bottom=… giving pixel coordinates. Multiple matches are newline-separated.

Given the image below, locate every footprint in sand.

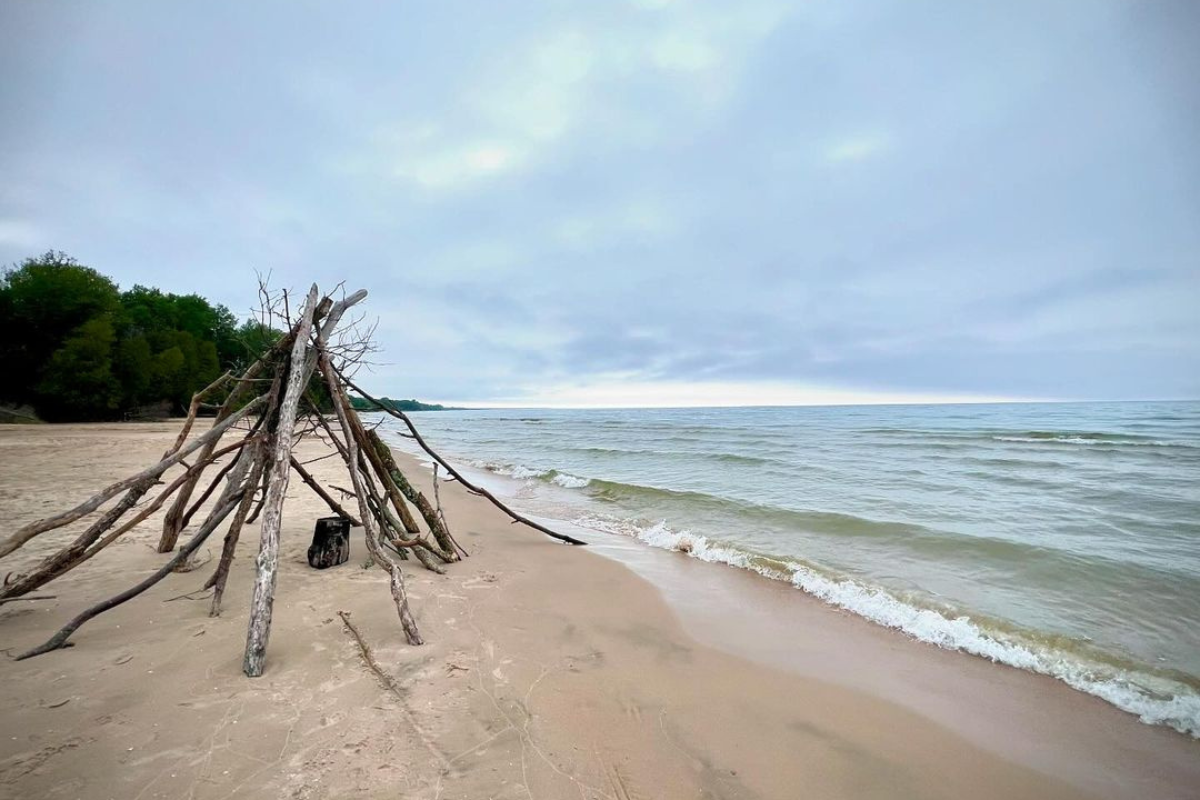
left=461, top=574, right=498, bottom=590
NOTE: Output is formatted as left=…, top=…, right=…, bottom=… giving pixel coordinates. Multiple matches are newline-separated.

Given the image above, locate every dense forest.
left=0, top=252, right=280, bottom=421
left=349, top=397, right=455, bottom=413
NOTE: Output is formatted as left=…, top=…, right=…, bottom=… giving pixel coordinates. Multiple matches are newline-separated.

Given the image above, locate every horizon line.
left=415, top=397, right=1197, bottom=412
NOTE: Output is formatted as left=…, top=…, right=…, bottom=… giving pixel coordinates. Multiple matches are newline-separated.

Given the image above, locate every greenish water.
left=377, top=401, right=1200, bottom=736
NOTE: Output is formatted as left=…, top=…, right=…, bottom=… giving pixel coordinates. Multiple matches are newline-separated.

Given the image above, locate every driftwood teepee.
left=0, top=284, right=584, bottom=675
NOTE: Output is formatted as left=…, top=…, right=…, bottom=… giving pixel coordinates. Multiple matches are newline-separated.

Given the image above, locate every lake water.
left=375, top=401, right=1200, bottom=737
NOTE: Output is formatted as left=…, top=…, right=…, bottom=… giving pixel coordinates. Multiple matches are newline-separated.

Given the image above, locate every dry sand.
left=0, top=422, right=1196, bottom=799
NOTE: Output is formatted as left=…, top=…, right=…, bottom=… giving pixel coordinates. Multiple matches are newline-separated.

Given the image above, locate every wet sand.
left=0, top=422, right=1195, bottom=798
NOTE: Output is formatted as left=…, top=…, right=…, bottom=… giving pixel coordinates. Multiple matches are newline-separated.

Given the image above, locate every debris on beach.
left=0, top=282, right=585, bottom=675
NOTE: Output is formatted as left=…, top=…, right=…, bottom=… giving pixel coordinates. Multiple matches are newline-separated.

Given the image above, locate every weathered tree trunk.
left=243, top=286, right=320, bottom=678
left=346, top=411, right=423, bottom=537
left=317, top=348, right=422, bottom=645
left=290, top=457, right=361, bottom=526
left=14, top=447, right=256, bottom=660
left=0, top=397, right=265, bottom=562
left=339, top=371, right=587, bottom=546
left=157, top=332, right=300, bottom=552
left=207, top=442, right=267, bottom=617
left=0, top=477, right=153, bottom=600
left=307, top=516, right=351, bottom=569
left=366, top=429, right=459, bottom=560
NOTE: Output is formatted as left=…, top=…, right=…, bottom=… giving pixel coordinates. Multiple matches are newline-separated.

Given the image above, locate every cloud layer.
left=2, top=0, right=1197, bottom=405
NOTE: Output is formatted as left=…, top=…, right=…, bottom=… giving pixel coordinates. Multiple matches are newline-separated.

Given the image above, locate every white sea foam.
left=551, top=472, right=591, bottom=489
left=785, top=562, right=1200, bottom=737
left=992, top=435, right=1179, bottom=447
left=463, top=458, right=591, bottom=489
left=508, top=464, right=545, bottom=479
left=385, top=424, right=1200, bottom=738
left=573, top=513, right=1200, bottom=738
left=466, top=459, right=546, bottom=480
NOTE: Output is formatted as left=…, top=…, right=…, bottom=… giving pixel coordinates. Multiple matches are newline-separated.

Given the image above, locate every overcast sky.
left=2, top=1, right=1197, bottom=406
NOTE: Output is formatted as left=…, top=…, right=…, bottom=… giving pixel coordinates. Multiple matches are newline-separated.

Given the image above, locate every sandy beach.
left=0, top=421, right=1197, bottom=800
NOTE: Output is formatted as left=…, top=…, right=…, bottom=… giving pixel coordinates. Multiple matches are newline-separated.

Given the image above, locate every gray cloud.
left=2, top=0, right=1197, bottom=404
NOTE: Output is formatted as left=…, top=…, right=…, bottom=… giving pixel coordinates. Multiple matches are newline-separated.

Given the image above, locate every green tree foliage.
left=114, top=334, right=154, bottom=408
left=0, top=251, right=261, bottom=421
left=349, top=396, right=453, bottom=412
left=0, top=252, right=120, bottom=403
left=35, top=316, right=123, bottom=421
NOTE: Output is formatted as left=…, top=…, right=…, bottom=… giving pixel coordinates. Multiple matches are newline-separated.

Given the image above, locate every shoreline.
left=396, top=449, right=1200, bottom=797
left=382, top=422, right=1200, bottom=742
left=0, top=422, right=1196, bottom=798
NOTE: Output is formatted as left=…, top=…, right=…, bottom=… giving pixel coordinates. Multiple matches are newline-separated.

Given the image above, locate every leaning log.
left=339, top=371, right=587, bottom=546
left=290, top=457, right=361, bottom=527
left=317, top=348, right=422, bottom=645
left=157, top=340, right=292, bottom=551
left=0, top=397, right=265, bottom=562
left=14, top=449, right=254, bottom=660
left=207, top=441, right=267, bottom=617
left=0, top=477, right=152, bottom=599
left=366, top=429, right=459, bottom=560
left=242, top=286, right=319, bottom=678
left=345, top=410, right=423, bottom=537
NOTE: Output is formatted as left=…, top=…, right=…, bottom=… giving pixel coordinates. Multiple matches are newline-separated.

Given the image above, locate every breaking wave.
left=472, top=460, right=593, bottom=489
left=573, top=512, right=1200, bottom=738
left=376, top=401, right=1200, bottom=740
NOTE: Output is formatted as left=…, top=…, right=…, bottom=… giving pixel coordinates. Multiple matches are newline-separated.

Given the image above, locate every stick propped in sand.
left=0, top=281, right=582, bottom=674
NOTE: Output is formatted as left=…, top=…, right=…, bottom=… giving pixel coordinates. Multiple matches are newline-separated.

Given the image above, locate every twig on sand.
left=337, top=611, right=451, bottom=771
left=337, top=610, right=404, bottom=699
left=0, top=595, right=56, bottom=606
left=164, top=590, right=214, bottom=603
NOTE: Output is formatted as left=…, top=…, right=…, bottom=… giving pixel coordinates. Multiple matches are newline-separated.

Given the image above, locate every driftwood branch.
left=243, top=285, right=320, bottom=678
left=169, top=371, right=234, bottom=453
left=179, top=457, right=240, bottom=531
left=207, top=441, right=267, bottom=617
left=366, top=429, right=460, bottom=561
left=15, top=482, right=248, bottom=660
left=0, top=595, right=56, bottom=606
left=341, top=373, right=587, bottom=546
left=0, top=397, right=266, bottom=562
left=318, top=348, right=422, bottom=645
left=0, top=437, right=252, bottom=601
left=337, top=611, right=404, bottom=697
left=289, top=457, right=361, bottom=526
left=7, top=282, right=481, bottom=663
left=432, top=465, right=469, bottom=560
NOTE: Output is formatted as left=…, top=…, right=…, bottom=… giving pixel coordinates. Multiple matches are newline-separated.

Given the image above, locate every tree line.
left=0, top=252, right=280, bottom=421
left=349, top=397, right=454, bottom=413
